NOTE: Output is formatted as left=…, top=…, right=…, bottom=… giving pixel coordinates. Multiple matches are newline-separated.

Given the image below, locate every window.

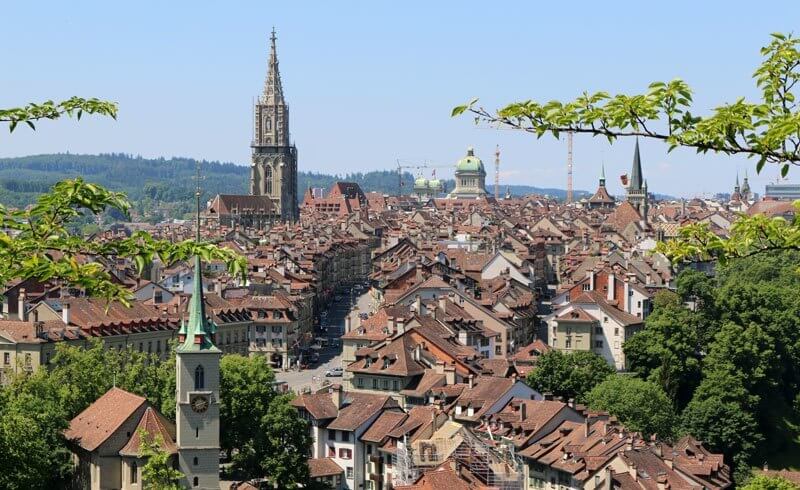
left=131, top=461, right=138, bottom=483
left=272, top=326, right=282, bottom=334
left=372, top=378, right=379, bottom=390
left=565, top=338, right=572, bottom=349
left=156, top=340, right=161, bottom=354
left=339, top=448, right=352, bottom=459
left=614, top=327, right=619, bottom=336
left=356, top=377, right=364, bottom=388
left=195, top=365, right=205, bottom=390
left=582, top=283, right=590, bottom=291
left=595, top=340, right=603, bottom=348
left=193, top=476, right=199, bottom=487
left=381, top=379, right=389, bottom=390
left=147, top=341, right=152, bottom=353
left=195, top=427, right=199, bottom=438
left=258, top=311, right=266, bottom=319
left=4, top=352, right=10, bottom=364
left=594, top=326, right=603, bottom=334
left=139, top=342, right=143, bottom=352
left=392, top=380, right=399, bottom=391
left=328, top=429, right=336, bottom=440
left=328, top=446, right=335, bottom=457
left=193, top=457, right=198, bottom=465
left=382, top=358, right=390, bottom=369
left=341, top=431, right=350, bottom=442
left=637, top=300, right=642, bottom=308
left=346, top=467, right=354, bottom=479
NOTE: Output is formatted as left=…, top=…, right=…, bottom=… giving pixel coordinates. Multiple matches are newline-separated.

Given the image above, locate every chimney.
left=586, top=270, right=595, bottom=291
left=345, top=314, right=352, bottom=333
left=214, top=281, right=223, bottom=296
left=62, top=301, right=71, bottom=325
left=607, top=274, right=615, bottom=301
left=468, top=374, right=474, bottom=389
left=629, top=463, right=638, bottom=481
left=396, top=318, right=406, bottom=335
left=18, top=288, right=27, bottom=321
left=414, top=295, right=425, bottom=315
left=434, top=361, right=445, bottom=375
left=604, top=467, right=613, bottom=490
left=329, top=384, right=343, bottom=409
left=519, top=402, right=527, bottom=422
left=584, top=417, right=591, bottom=437
left=623, top=278, right=631, bottom=313
left=444, top=365, right=455, bottom=385
left=438, top=295, right=447, bottom=315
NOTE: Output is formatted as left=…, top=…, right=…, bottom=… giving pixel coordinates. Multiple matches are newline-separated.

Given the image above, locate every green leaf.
left=781, top=164, right=789, bottom=178
left=451, top=105, right=468, bottom=117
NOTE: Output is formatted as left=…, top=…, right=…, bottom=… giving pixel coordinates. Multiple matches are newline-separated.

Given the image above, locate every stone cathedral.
left=250, top=29, right=299, bottom=222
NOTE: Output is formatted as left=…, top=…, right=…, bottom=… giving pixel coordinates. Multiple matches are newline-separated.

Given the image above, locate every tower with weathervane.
left=175, top=179, right=222, bottom=489
left=250, top=28, right=299, bottom=221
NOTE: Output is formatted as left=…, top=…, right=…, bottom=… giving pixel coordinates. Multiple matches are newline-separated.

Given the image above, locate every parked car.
left=325, top=367, right=343, bottom=377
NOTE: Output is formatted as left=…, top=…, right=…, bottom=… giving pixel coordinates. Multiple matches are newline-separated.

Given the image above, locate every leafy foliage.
left=219, top=355, right=277, bottom=458
left=138, top=429, right=184, bottom=490
left=0, top=177, right=246, bottom=305
left=740, top=474, right=800, bottom=490
left=455, top=33, right=800, bottom=173
left=585, top=374, right=678, bottom=439
left=0, top=97, right=117, bottom=133
left=526, top=350, right=614, bottom=403
left=623, top=290, right=706, bottom=408
left=234, top=393, right=312, bottom=488
left=623, top=251, right=800, bottom=480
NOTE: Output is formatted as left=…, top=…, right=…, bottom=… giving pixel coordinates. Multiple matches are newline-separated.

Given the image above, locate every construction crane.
left=395, top=160, right=454, bottom=196
left=566, top=132, right=574, bottom=204
left=494, top=145, right=500, bottom=200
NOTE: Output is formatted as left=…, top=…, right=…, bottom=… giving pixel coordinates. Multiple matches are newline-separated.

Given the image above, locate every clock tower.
left=175, top=184, right=222, bottom=489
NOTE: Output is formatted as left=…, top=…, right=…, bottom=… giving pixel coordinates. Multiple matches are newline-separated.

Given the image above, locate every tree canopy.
left=585, top=374, right=678, bottom=440
left=526, top=350, right=614, bottom=403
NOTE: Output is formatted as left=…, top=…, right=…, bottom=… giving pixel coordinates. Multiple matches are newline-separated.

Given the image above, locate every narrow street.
left=274, top=286, right=373, bottom=393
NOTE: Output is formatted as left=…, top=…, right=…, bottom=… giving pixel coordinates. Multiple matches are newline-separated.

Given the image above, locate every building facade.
left=250, top=29, right=299, bottom=222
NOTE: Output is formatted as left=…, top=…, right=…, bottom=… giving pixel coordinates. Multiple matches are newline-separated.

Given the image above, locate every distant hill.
left=0, top=153, right=587, bottom=208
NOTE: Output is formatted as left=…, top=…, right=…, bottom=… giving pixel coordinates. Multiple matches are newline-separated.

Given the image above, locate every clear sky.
left=2, top=1, right=798, bottom=197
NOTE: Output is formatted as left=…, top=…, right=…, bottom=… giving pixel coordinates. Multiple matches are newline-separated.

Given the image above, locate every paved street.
left=275, top=286, right=373, bottom=393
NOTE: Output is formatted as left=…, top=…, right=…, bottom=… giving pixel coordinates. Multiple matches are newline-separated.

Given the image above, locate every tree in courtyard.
left=526, top=350, right=614, bottom=403
left=220, top=354, right=277, bottom=459
left=233, top=394, right=312, bottom=488
left=585, top=374, right=678, bottom=440
left=138, top=429, right=184, bottom=490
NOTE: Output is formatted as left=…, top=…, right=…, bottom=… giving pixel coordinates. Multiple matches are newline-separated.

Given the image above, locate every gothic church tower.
left=626, top=139, right=649, bottom=222
left=250, top=29, right=299, bottom=221
left=175, top=193, right=221, bottom=489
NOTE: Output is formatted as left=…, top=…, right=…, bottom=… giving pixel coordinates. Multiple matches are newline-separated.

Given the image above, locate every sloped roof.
left=119, top=406, right=177, bottom=456
left=66, top=387, right=147, bottom=452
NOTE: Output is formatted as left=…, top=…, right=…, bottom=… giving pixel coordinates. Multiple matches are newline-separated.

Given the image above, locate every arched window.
left=194, top=365, right=204, bottom=390
left=131, top=461, right=138, bottom=483
left=193, top=476, right=199, bottom=487
left=193, top=456, right=198, bottom=466
left=265, top=116, right=272, bottom=131
left=264, top=165, right=273, bottom=195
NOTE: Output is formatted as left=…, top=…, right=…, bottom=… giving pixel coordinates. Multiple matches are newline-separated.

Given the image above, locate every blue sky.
left=2, top=1, right=798, bottom=197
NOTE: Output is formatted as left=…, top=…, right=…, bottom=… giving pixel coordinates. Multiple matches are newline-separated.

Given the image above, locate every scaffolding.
left=392, top=421, right=524, bottom=489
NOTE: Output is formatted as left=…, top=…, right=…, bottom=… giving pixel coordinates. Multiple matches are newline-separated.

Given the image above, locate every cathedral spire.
left=629, top=138, right=643, bottom=190
left=262, top=27, right=285, bottom=106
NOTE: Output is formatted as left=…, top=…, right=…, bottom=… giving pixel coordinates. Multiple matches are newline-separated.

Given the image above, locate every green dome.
left=428, top=179, right=442, bottom=188
left=414, top=176, right=429, bottom=189
left=456, top=147, right=484, bottom=173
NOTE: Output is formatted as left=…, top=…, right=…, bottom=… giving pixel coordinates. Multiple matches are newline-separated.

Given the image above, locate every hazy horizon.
left=2, top=1, right=799, bottom=198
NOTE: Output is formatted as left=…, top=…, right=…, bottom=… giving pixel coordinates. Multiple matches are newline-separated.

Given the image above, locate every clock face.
left=190, top=394, right=209, bottom=414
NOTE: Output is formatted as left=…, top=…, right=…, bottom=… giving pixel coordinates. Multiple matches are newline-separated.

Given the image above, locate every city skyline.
left=2, top=1, right=799, bottom=197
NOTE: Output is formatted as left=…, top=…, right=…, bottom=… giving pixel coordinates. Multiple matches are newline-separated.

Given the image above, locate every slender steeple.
left=178, top=163, right=219, bottom=353
left=629, top=139, right=643, bottom=190
left=261, top=27, right=285, bottom=106
left=600, top=162, right=606, bottom=187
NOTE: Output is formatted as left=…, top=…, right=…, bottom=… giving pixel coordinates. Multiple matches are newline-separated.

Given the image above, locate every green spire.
left=177, top=163, right=219, bottom=353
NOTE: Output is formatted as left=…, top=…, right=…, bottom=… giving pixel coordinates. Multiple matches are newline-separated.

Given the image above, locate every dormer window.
left=382, top=358, right=390, bottom=369
left=365, top=358, right=372, bottom=368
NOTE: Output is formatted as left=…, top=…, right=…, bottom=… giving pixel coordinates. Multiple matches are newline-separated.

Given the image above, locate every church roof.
left=177, top=255, right=220, bottom=353
left=261, top=28, right=284, bottom=106
left=66, top=387, right=147, bottom=452
left=629, top=139, right=643, bottom=191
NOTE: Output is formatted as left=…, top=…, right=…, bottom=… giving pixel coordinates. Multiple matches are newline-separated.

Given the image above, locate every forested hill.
left=0, top=153, right=584, bottom=208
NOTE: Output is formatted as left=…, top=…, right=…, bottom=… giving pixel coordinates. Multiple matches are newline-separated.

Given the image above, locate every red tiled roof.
left=66, top=387, right=147, bottom=452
